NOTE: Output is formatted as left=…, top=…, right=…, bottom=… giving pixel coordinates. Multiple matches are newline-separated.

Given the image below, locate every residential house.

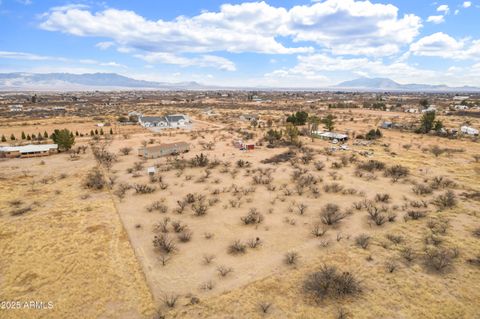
left=9, top=104, right=23, bottom=112
left=138, top=142, right=190, bottom=159
left=312, top=131, right=349, bottom=142
left=0, top=144, right=58, bottom=158
left=138, top=114, right=191, bottom=129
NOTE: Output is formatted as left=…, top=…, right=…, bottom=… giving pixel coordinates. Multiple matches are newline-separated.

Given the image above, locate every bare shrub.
left=162, top=294, right=179, bottom=308
left=217, top=265, right=233, bottom=277
left=147, top=201, right=168, bottom=213
left=178, top=230, right=193, bottom=242
left=427, top=217, right=449, bottom=235
left=386, top=234, right=403, bottom=244
left=314, top=161, right=325, bottom=171
left=203, top=254, right=216, bottom=265
left=200, top=280, right=215, bottom=291
left=367, top=206, right=387, bottom=226
left=171, top=220, right=187, bottom=233
left=119, top=147, right=133, bottom=155
left=424, top=246, right=458, bottom=272
left=430, top=176, right=456, bottom=190
left=401, top=247, right=415, bottom=263
left=385, top=260, right=398, bottom=273
left=356, top=160, right=385, bottom=172
left=259, top=302, right=272, bottom=314
left=432, top=190, right=457, bottom=210
left=84, top=168, right=106, bottom=190
left=375, top=193, right=390, bottom=203
left=241, top=208, right=264, bottom=225
left=192, top=199, right=208, bottom=216
left=247, top=237, right=262, bottom=249
left=312, top=223, right=328, bottom=237
left=296, top=203, right=308, bottom=215
left=284, top=251, right=299, bottom=265
left=304, top=265, right=361, bottom=300
left=321, top=204, right=346, bottom=225
left=153, top=234, right=176, bottom=254
left=355, top=234, right=370, bottom=249
left=134, top=184, right=156, bottom=194
left=228, top=240, right=247, bottom=255
left=406, top=210, right=427, bottom=220
left=175, top=200, right=188, bottom=214
left=412, top=184, right=432, bottom=196
left=384, top=165, right=409, bottom=182
left=323, top=183, right=344, bottom=193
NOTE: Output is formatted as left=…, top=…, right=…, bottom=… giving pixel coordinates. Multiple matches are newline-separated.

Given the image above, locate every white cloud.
left=95, top=41, right=114, bottom=50
left=287, top=0, right=421, bottom=56
left=0, top=50, right=126, bottom=67
left=454, top=9, right=460, bottom=15
left=135, top=52, right=236, bottom=71
left=410, top=32, right=480, bottom=60
left=436, top=4, right=450, bottom=14
left=463, top=1, right=472, bottom=8
left=39, top=0, right=422, bottom=57
left=427, top=15, right=445, bottom=24
left=264, top=53, right=438, bottom=86
left=0, top=51, right=52, bottom=60
left=16, top=0, right=32, bottom=5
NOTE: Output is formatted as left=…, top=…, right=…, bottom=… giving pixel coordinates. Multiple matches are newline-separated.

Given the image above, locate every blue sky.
left=0, top=0, right=479, bottom=87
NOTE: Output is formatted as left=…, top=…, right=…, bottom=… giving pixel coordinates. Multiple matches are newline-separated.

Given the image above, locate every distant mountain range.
left=334, top=77, right=480, bottom=92
left=0, top=72, right=204, bottom=91
left=0, top=73, right=479, bottom=92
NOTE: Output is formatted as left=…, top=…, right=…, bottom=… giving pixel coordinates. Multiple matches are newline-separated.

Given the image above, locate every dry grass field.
left=1, top=108, right=479, bottom=319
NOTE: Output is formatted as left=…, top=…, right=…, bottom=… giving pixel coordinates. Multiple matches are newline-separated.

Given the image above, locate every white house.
left=138, top=114, right=191, bottom=129
left=9, top=104, right=23, bottom=112
left=461, top=126, right=479, bottom=136
left=421, top=106, right=437, bottom=113
left=454, top=105, right=469, bottom=110
left=405, top=108, right=418, bottom=113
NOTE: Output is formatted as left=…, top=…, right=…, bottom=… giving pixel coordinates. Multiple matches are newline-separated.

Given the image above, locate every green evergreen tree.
left=10, top=133, right=16, bottom=141
left=90, top=130, right=94, bottom=136
left=75, top=131, right=79, bottom=136
left=51, top=129, right=75, bottom=151
left=95, top=129, right=99, bottom=135
left=1, top=135, right=6, bottom=142
left=100, top=128, right=104, bottom=135
left=37, top=133, right=43, bottom=140
left=322, top=114, right=335, bottom=132
left=27, top=134, right=31, bottom=141
left=44, top=131, right=48, bottom=139
left=109, top=128, right=113, bottom=134
left=21, top=131, right=26, bottom=140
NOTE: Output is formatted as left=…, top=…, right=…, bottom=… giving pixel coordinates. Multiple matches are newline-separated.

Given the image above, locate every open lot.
left=1, top=106, right=479, bottom=319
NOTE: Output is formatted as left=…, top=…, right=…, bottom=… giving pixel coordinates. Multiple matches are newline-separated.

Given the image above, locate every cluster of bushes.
left=304, top=265, right=361, bottom=300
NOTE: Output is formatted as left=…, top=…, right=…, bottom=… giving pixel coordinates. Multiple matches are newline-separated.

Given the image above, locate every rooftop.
left=0, top=144, right=58, bottom=153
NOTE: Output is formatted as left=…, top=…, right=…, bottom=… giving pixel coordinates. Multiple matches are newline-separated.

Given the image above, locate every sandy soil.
left=0, top=150, right=155, bottom=319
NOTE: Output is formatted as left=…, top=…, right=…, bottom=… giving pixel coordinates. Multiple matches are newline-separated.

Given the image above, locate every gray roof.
left=166, top=115, right=186, bottom=122
left=140, top=116, right=167, bottom=123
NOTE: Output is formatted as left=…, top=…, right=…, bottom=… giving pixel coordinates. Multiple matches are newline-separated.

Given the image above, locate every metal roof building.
left=0, top=144, right=58, bottom=158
